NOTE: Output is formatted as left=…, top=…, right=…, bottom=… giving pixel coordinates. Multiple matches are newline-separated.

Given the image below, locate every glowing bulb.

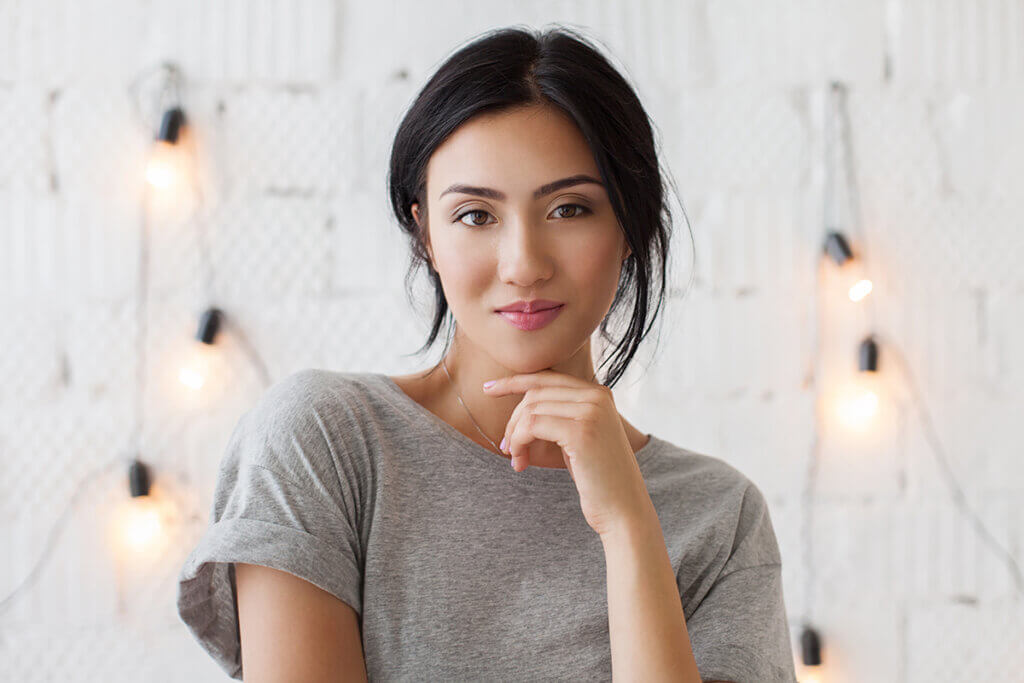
left=796, top=668, right=823, bottom=683
left=848, top=278, right=873, bottom=302
left=834, top=371, right=883, bottom=432
left=179, top=339, right=217, bottom=390
left=112, top=495, right=164, bottom=556
left=838, top=389, right=878, bottom=426
left=146, top=139, right=184, bottom=189
left=125, top=504, right=161, bottom=550
left=836, top=259, right=872, bottom=303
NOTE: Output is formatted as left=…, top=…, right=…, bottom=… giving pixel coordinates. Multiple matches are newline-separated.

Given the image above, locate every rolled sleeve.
left=176, top=370, right=367, bottom=680
left=684, top=483, right=797, bottom=683
left=686, top=563, right=796, bottom=683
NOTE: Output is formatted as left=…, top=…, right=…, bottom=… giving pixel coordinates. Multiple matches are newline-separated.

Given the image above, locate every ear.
left=622, top=243, right=632, bottom=262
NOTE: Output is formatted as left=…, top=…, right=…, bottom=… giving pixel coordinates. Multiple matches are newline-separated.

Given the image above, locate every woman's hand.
left=483, top=370, right=653, bottom=537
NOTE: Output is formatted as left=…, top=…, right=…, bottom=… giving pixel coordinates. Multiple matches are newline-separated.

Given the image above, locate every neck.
left=432, top=329, right=599, bottom=459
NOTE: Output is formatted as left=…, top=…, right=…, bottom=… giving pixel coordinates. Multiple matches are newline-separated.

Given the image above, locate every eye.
left=550, top=203, right=590, bottom=219
left=455, top=209, right=494, bottom=227
left=453, top=203, right=591, bottom=228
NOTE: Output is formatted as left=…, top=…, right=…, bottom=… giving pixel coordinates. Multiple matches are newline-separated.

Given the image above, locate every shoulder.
left=253, top=368, right=357, bottom=414
left=646, top=439, right=758, bottom=503
left=647, top=441, right=783, bottom=578
left=233, top=368, right=384, bottom=476
left=646, top=439, right=778, bottom=552
left=245, top=368, right=384, bottom=431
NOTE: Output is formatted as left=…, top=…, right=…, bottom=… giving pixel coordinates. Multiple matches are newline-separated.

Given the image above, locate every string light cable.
left=0, top=62, right=273, bottom=618
left=0, top=454, right=133, bottom=616
left=799, top=82, right=1023, bottom=665
left=832, top=80, right=1023, bottom=596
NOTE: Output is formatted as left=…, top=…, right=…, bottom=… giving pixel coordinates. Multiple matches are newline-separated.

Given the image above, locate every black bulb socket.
left=859, top=335, right=879, bottom=372
left=157, top=107, right=186, bottom=144
left=196, top=307, right=223, bottom=345
left=800, top=625, right=822, bottom=666
left=824, top=231, right=853, bottom=266
left=129, top=459, right=151, bottom=497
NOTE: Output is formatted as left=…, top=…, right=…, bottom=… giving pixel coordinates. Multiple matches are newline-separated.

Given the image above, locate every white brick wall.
left=1, top=1, right=1022, bottom=681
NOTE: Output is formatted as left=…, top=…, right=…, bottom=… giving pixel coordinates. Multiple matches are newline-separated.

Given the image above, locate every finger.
left=508, top=413, right=577, bottom=472
left=503, top=399, right=591, bottom=459
left=483, top=371, right=594, bottom=396
left=502, top=388, right=594, bottom=450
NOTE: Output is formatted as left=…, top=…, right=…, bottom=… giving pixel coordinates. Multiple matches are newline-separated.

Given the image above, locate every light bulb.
left=179, top=339, right=218, bottom=390
left=834, top=371, right=882, bottom=432
left=796, top=667, right=824, bottom=683
left=837, top=259, right=873, bottom=303
left=111, top=495, right=164, bottom=556
left=848, top=278, right=873, bottom=302
left=145, top=139, right=184, bottom=189
left=823, top=232, right=873, bottom=302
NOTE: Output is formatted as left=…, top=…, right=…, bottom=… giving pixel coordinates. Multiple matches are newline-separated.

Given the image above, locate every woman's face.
left=411, top=103, right=631, bottom=372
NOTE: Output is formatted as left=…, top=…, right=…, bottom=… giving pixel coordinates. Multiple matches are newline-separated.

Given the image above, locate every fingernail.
left=510, top=455, right=516, bottom=469
left=483, top=380, right=497, bottom=389
left=500, top=436, right=507, bottom=452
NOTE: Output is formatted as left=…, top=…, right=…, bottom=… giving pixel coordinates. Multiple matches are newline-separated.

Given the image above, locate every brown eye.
left=455, top=209, right=493, bottom=227
left=551, top=204, right=590, bottom=219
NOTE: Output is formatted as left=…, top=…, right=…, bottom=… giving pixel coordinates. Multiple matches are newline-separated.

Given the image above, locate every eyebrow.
left=438, top=174, right=605, bottom=202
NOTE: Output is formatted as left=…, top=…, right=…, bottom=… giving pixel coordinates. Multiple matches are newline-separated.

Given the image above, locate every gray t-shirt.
left=176, top=369, right=797, bottom=682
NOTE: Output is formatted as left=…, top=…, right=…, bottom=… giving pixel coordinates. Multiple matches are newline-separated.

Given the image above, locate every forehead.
left=426, top=104, right=600, bottom=201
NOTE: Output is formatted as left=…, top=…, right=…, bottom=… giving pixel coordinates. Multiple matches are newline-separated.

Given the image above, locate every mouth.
left=495, top=304, right=565, bottom=331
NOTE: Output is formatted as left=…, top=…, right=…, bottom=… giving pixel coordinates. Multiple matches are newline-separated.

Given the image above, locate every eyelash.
left=453, top=203, right=591, bottom=227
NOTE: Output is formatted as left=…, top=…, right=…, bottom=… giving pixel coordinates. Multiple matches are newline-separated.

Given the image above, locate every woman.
left=177, top=25, right=797, bottom=682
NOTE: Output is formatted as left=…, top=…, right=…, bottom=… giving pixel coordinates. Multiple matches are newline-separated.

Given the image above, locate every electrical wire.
left=801, top=82, right=1024, bottom=643
left=833, top=81, right=1023, bottom=596
left=0, top=61, right=274, bottom=618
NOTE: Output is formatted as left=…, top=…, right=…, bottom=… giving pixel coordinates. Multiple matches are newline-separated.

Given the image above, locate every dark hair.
left=387, top=24, right=691, bottom=389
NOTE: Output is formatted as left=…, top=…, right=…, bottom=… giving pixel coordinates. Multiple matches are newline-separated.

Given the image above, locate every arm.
left=601, top=502, right=703, bottom=683
left=235, top=562, right=369, bottom=682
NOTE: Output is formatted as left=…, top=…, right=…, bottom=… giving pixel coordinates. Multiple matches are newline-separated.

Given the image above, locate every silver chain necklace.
left=439, top=356, right=597, bottom=455
left=441, top=356, right=503, bottom=453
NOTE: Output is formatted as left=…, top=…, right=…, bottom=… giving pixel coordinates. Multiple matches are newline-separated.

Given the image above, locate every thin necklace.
left=441, top=356, right=503, bottom=453
left=439, top=356, right=598, bottom=455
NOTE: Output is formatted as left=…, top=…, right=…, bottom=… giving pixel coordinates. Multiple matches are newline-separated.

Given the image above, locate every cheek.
left=568, top=235, right=623, bottom=283
left=435, top=243, right=493, bottom=299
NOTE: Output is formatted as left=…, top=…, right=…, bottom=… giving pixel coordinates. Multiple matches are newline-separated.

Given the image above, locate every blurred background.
left=1, top=1, right=1022, bottom=681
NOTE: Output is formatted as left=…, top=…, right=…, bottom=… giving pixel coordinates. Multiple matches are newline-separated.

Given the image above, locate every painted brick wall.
left=1, top=1, right=1022, bottom=681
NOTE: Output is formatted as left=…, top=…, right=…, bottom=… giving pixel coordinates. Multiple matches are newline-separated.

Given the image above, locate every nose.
left=496, top=216, right=554, bottom=286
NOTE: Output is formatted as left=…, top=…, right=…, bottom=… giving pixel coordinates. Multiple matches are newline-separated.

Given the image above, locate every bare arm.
left=601, top=504, right=702, bottom=682
left=235, top=562, right=369, bottom=683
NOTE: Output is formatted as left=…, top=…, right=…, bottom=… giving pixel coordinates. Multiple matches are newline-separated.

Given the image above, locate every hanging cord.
left=833, top=80, right=1022, bottom=594
left=806, top=81, right=1024, bottom=616
left=881, top=335, right=1024, bottom=595
left=831, top=82, right=879, bottom=328
left=0, top=62, right=265, bottom=617
left=0, top=455, right=130, bottom=616
left=800, top=224, right=823, bottom=630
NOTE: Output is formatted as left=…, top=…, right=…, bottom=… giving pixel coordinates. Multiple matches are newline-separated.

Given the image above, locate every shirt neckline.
left=370, top=371, right=663, bottom=486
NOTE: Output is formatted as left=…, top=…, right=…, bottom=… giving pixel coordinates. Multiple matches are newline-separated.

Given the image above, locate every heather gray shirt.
left=177, top=369, right=797, bottom=682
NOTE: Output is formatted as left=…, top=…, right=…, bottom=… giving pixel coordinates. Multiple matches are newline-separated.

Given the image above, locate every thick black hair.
left=387, top=24, right=690, bottom=389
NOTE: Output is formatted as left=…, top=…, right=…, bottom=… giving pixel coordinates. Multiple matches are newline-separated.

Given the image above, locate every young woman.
left=177, top=25, right=797, bottom=682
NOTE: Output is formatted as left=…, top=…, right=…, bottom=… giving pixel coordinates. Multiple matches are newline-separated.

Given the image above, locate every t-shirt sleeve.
left=176, top=369, right=368, bottom=681
left=683, top=481, right=797, bottom=683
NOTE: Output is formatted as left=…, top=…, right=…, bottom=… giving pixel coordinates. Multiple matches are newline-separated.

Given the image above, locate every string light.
left=823, top=231, right=873, bottom=303
left=0, top=62, right=273, bottom=616
left=145, top=106, right=188, bottom=188
left=797, top=625, right=823, bottom=682
left=110, top=459, right=166, bottom=557
left=802, top=81, right=1024, bottom=683
left=179, top=307, right=225, bottom=390
left=833, top=335, right=882, bottom=431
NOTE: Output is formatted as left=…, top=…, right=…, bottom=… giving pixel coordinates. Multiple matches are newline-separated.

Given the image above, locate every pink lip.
left=497, top=304, right=565, bottom=331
